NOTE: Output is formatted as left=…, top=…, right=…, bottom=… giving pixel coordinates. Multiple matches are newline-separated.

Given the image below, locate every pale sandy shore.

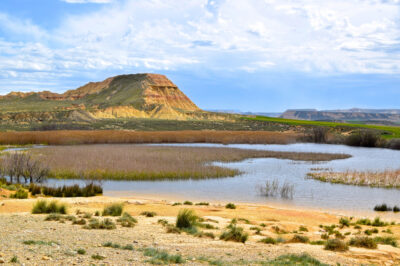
left=1, top=195, right=400, bottom=265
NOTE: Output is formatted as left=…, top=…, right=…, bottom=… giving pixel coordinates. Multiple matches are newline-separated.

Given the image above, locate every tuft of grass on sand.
left=31, top=200, right=67, bottom=214
left=102, top=203, right=123, bottom=216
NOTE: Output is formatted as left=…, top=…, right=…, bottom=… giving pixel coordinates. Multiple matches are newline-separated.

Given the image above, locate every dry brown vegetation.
left=0, top=130, right=300, bottom=145
left=31, top=145, right=350, bottom=180
left=309, top=169, right=400, bottom=188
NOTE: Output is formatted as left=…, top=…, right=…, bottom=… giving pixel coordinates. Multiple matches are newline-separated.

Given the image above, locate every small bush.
left=324, top=239, right=348, bottom=251
left=141, top=211, right=157, bottom=217
left=102, top=203, right=123, bottom=216
left=10, top=189, right=28, bottom=199
left=225, top=203, right=236, bottom=209
left=299, top=226, right=308, bottom=232
left=91, top=254, right=105, bottom=260
left=374, top=204, right=392, bottom=212
left=176, top=209, right=198, bottom=229
left=117, top=212, right=137, bottom=227
left=374, top=236, right=398, bottom=247
left=289, top=235, right=309, bottom=243
left=394, top=206, right=400, bottom=212
left=266, top=253, right=326, bottom=265
left=10, top=255, right=18, bottom=263
left=259, top=237, right=285, bottom=245
left=72, top=218, right=86, bottom=225
left=77, top=248, right=86, bottom=255
left=372, top=217, right=387, bottom=227
left=220, top=220, right=248, bottom=243
left=45, top=213, right=64, bottom=221
left=195, top=202, right=209, bottom=206
left=339, top=217, right=350, bottom=227
left=183, top=201, right=193, bottom=205
left=349, top=236, right=377, bottom=249
left=143, top=248, right=185, bottom=264
left=32, top=200, right=67, bottom=214
left=84, top=218, right=116, bottom=230
left=345, top=130, right=381, bottom=147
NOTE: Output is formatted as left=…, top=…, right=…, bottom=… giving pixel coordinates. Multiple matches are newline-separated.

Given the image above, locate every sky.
left=0, top=0, right=399, bottom=112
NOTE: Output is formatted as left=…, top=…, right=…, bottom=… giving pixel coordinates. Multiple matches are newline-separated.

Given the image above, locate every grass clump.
left=103, top=242, right=132, bottom=250
left=91, top=254, right=105, bottom=260
left=31, top=200, right=67, bottom=214
left=102, top=203, right=123, bottom=216
left=289, top=235, right=309, bottom=243
left=77, top=248, right=86, bottom=255
left=9, top=255, right=18, bottom=263
left=324, top=239, right=349, bottom=252
left=259, top=237, right=285, bottom=245
left=349, top=236, right=377, bottom=249
left=117, top=212, right=137, bottom=227
left=23, top=240, right=58, bottom=246
left=265, top=253, right=327, bottom=266
left=299, top=225, right=308, bottom=232
left=84, top=218, right=116, bottom=230
left=10, top=188, right=28, bottom=199
left=141, top=211, right=157, bottom=217
left=374, top=236, right=398, bottom=247
left=143, top=247, right=185, bottom=264
left=219, top=219, right=248, bottom=243
left=176, top=209, right=198, bottom=230
left=339, top=217, right=350, bottom=227
left=225, top=203, right=236, bottom=209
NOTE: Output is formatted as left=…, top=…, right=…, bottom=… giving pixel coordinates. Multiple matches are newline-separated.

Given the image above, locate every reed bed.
left=31, top=145, right=349, bottom=181
left=0, top=130, right=299, bottom=145
left=308, top=170, right=400, bottom=188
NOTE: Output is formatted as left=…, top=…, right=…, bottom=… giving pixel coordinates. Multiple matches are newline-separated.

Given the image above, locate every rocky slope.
left=0, top=74, right=218, bottom=122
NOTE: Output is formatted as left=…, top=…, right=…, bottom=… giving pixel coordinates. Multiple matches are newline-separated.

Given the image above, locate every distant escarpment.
left=281, top=109, right=400, bottom=124
left=0, top=73, right=227, bottom=123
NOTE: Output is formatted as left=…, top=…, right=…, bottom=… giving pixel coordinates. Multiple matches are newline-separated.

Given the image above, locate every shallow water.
left=40, top=143, right=400, bottom=211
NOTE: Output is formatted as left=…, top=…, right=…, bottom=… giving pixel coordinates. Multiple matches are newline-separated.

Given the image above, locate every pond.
left=37, top=143, right=400, bottom=211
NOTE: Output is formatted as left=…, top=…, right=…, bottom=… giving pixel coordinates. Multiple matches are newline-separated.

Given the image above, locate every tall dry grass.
left=0, top=130, right=299, bottom=145
left=31, top=145, right=349, bottom=180
left=308, top=170, right=400, bottom=188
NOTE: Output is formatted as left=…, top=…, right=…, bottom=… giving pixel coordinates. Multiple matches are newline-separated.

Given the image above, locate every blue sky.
left=0, top=0, right=399, bottom=112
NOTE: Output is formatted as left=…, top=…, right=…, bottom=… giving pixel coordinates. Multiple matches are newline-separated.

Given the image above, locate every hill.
left=0, top=73, right=221, bottom=123
left=281, top=109, right=400, bottom=125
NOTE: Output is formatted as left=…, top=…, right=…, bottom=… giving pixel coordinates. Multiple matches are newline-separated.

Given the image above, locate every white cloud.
left=1, top=0, right=400, bottom=92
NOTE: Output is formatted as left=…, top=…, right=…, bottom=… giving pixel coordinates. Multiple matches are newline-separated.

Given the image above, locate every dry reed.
left=0, top=130, right=298, bottom=145
left=308, top=170, right=400, bottom=188
left=31, top=145, right=349, bottom=180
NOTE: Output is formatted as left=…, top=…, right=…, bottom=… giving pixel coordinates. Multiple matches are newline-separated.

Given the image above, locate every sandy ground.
left=1, top=195, right=400, bottom=265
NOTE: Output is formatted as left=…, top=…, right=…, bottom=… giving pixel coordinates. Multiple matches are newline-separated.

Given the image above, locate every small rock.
left=0, top=202, right=4, bottom=206
left=0, top=258, right=4, bottom=263
left=42, top=256, right=51, bottom=261
left=133, top=240, right=138, bottom=244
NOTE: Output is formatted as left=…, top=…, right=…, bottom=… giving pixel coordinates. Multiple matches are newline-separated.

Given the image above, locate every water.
left=39, top=143, right=400, bottom=211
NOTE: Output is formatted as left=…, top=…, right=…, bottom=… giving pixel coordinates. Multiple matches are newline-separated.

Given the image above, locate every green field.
left=243, top=116, right=400, bottom=139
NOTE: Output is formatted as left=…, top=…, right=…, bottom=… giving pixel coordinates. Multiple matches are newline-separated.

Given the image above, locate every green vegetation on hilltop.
left=243, top=115, right=400, bottom=139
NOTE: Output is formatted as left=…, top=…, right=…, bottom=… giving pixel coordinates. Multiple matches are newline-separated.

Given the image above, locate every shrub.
left=84, top=218, right=116, bottom=230
left=289, top=235, right=309, bottom=243
left=10, top=255, right=18, bottom=263
left=356, top=218, right=372, bottom=226
left=220, top=220, right=248, bottom=243
left=172, top=202, right=182, bottom=206
left=143, top=248, right=185, bottom=264
left=45, top=213, right=64, bottom=221
left=372, top=217, right=387, bottom=227
left=176, top=209, right=198, bottom=229
left=117, top=212, right=137, bottom=227
left=141, top=211, right=157, bottom=217
left=225, top=203, right=236, bottom=209
left=349, top=236, right=377, bottom=249
left=77, top=248, right=86, bottom=255
left=72, top=218, right=86, bottom=225
left=91, top=254, right=105, bottom=260
left=345, top=130, right=381, bottom=147
left=374, top=236, right=398, bottom=247
left=266, top=253, right=326, bottom=265
left=394, top=206, right=400, bottom=213
left=259, top=237, right=282, bottom=244
left=29, top=183, right=42, bottom=196
left=324, top=239, right=348, bottom=251
left=10, top=189, right=28, bottom=199
left=31, top=200, right=67, bottom=214
left=299, top=226, right=308, bottom=232
left=195, top=202, right=209, bottom=206
left=102, top=203, right=123, bottom=216
left=387, top=138, right=400, bottom=150
left=339, top=217, right=350, bottom=227
left=374, top=204, right=392, bottom=212
left=183, top=201, right=193, bottom=205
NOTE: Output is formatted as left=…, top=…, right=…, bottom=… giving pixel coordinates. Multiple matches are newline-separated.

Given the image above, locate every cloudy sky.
left=0, top=0, right=399, bottom=112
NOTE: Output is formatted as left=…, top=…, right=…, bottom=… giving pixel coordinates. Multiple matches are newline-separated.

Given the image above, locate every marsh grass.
left=176, top=209, right=198, bottom=229
left=220, top=219, right=248, bottom=243
left=29, top=183, right=102, bottom=197
left=117, top=212, right=137, bottom=227
left=31, top=145, right=349, bottom=181
left=258, top=179, right=295, bottom=199
left=309, top=169, right=400, bottom=188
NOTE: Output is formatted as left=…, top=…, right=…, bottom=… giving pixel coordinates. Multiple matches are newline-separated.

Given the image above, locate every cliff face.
left=0, top=73, right=210, bottom=122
